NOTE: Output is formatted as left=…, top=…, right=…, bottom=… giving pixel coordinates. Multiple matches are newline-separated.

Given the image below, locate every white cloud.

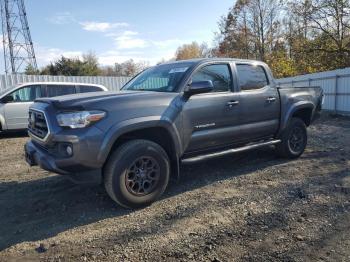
left=35, top=45, right=82, bottom=66
left=96, top=31, right=187, bottom=65
left=80, top=21, right=129, bottom=32
left=98, top=45, right=176, bottom=66
left=110, top=30, right=147, bottom=49
left=47, top=12, right=76, bottom=25
left=105, top=30, right=138, bottom=37
left=114, top=36, right=147, bottom=49
left=152, top=39, right=184, bottom=49
left=36, top=18, right=195, bottom=67
left=122, top=31, right=139, bottom=36
left=78, top=20, right=188, bottom=59
left=98, top=50, right=148, bottom=65
left=31, top=39, right=176, bottom=69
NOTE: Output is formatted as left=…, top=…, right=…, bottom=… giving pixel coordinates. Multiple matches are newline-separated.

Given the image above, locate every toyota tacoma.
left=25, top=58, right=323, bottom=208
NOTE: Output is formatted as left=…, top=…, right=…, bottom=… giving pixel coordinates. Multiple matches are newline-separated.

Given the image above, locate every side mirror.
left=1, top=95, right=14, bottom=103
left=184, top=80, right=213, bottom=97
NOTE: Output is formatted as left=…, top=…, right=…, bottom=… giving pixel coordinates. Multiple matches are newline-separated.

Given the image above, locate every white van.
left=0, top=82, right=108, bottom=131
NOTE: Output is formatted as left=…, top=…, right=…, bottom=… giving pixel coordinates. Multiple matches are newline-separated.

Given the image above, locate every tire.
left=276, top=117, right=307, bottom=159
left=104, top=139, right=170, bottom=209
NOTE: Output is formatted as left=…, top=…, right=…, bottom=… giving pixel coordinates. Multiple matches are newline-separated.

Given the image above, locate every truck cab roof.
left=161, top=58, right=268, bottom=67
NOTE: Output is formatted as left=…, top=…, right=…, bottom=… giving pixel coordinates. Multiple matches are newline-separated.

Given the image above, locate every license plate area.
left=25, top=146, right=36, bottom=166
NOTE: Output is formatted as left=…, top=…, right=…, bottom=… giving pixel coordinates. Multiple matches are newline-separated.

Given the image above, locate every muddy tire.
left=276, top=117, right=307, bottom=159
left=104, top=139, right=170, bottom=209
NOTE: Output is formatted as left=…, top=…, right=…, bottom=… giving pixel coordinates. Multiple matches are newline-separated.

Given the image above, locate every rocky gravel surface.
left=0, top=114, right=349, bottom=261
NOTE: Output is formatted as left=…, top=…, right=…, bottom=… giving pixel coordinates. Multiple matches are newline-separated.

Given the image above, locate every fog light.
left=66, top=145, right=73, bottom=156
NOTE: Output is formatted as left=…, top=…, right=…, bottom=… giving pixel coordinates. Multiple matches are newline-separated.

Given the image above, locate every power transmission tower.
left=0, top=0, right=37, bottom=74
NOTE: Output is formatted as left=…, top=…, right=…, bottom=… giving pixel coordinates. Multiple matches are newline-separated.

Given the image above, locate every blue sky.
left=19, top=0, right=233, bottom=69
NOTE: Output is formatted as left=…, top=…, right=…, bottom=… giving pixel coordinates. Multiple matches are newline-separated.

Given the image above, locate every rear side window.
left=78, top=85, right=104, bottom=93
left=236, top=64, right=268, bottom=91
left=47, top=85, right=76, bottom=97
left=192, top=64, right=232, bottom=92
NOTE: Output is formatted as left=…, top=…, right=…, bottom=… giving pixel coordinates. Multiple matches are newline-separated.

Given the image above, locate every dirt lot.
left=0, top=114, right=349, bottom=262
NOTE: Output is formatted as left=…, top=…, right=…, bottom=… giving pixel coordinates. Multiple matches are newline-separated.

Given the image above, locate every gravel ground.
left=0, top=114, right=349, bottom=262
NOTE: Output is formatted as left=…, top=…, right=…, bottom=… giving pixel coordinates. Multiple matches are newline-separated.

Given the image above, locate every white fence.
left=0, top=74, right=132, bottom=92
left=2, top=70, right=349, bottom=115
left=277, top=67, right=350, bottom=115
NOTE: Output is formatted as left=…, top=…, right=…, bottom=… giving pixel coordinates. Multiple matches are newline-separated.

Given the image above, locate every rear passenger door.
left=46, top=85, right=76, bottom=97
left=235, top=63, right=280, bottom=141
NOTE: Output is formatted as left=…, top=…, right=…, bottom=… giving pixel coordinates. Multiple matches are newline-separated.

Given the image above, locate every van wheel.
left=104, top=139, right=170, bottom=209
left=276, top=117, right=307, bottom=159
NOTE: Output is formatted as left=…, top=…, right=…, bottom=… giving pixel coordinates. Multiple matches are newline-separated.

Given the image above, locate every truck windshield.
left=122, top=62, right=193, bottom=92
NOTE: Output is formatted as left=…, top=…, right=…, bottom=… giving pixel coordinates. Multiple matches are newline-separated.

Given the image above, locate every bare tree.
left=307, top=0, right=350, bottom=52
left=175, top=42, right=209, bottom=60
left=288, top=0, right=350, bottom=68
left=247, top=0, right=283, bottom=61
left=216, top=0, right=283, bottom=61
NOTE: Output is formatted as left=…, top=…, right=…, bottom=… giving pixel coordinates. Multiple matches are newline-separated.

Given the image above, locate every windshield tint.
left=122, top=62, right=194, bottom=92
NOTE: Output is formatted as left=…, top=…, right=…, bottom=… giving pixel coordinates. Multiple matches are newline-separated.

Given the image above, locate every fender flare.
left=280, top=101, right=315, bottom=133
left=97, top=116, right=182, bottom=166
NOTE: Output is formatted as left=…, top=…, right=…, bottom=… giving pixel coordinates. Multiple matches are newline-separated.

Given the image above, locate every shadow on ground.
left=0, top=130, right=28, bottom=139
left=0, top=147, right=285, bottom=250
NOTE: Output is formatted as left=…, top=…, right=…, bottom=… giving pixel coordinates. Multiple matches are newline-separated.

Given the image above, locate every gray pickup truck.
left=25, top=58, right=323, bottom=208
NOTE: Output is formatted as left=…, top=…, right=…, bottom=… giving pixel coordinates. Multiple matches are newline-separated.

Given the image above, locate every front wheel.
left=104, top=139, right=170, bottom=209
left=276, top=117, right=307, bottom=159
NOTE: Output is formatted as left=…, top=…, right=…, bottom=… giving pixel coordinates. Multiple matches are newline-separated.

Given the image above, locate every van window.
left=79, top=85, right=103, bottom=93
left=9, top=85, right=42, bottom=102
left=47, top=85, right=76, bottom=97
left=236, top=64, right=269, bottom=91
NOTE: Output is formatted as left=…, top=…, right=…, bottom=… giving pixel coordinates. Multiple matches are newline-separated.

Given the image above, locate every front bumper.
left=25, top=102, right=108, bottom=184
left=25, top=139, right=102, bottom=184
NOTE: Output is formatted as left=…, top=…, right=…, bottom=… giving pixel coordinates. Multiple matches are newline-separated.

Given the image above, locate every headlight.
left=56, top=111, right=106, bottom=129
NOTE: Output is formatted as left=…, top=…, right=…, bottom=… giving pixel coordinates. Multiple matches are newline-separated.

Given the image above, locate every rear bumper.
left=25, top=140, right=102, bottom=184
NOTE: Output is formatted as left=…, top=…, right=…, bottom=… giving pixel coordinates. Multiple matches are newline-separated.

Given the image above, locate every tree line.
left=26, top=0, right=350, bottom=78
left=25, top=52, right=149, bottom=77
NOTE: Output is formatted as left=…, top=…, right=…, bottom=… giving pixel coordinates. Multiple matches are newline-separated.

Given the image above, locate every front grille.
left=28, top=110, right=49, bottom=140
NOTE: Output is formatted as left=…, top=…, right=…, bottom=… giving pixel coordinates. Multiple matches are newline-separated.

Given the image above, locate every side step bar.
left=181, top=139, right=281, bottom=164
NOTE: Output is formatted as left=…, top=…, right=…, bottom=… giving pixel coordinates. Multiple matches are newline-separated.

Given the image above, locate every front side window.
left=191, top=64, right=232, bottom=92
left=47, top=85, right=76, bottom=97
left=236, top=64, right=269, bottom=91
left=123, top=62, right=194, bottom=92
left=9, top=85, right=41, bottom=102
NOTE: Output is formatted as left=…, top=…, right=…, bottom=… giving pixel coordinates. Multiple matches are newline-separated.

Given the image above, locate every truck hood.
left=35, top=90, right=179, bottom=110
left=33, top=90, right=183, bottom=132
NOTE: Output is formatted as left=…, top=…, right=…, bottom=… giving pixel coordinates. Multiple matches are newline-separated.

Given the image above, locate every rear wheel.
left=276, top=117, right=307, bottom=159
left=104, top=139, right=170, bottom=208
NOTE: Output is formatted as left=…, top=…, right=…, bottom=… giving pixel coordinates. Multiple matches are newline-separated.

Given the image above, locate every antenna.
left=0, top=0, right=37, bottom=74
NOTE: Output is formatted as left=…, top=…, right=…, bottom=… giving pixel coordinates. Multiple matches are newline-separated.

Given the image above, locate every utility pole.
left=0, top=0, right=37, bottom=74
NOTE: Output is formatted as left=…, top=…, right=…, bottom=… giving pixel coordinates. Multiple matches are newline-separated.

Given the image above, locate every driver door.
left=4, top=85, right=42, bottom=129
left=182, top=63, right=241, bottom=153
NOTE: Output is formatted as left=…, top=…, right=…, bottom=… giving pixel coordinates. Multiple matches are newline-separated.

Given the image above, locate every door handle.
left=227, top=101, right=239, bottom=107
left=266, top=97, right=276, bottom=103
